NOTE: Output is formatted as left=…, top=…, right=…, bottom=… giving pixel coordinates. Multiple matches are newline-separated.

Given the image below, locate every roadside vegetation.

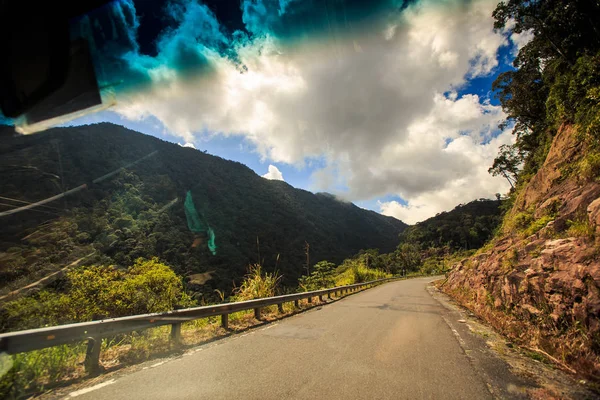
left=0, top=249, right=394, bottom=397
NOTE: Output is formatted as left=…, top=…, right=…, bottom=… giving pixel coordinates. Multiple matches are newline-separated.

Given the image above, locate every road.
left=70, top=277, right=527, bottom=400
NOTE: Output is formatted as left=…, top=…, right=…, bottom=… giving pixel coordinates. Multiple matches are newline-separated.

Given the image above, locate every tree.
left=488, top=144, right=523, bottom=189
left=491, top=0, right=600, bottom=176
left=395, top=243, right=422, bottom=272
left=493, top=0, right=600, bottom=65
left=298, top=261, right=336, bottom=291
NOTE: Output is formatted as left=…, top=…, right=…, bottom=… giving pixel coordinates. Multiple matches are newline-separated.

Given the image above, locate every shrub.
left=566, top=218, right=595, bottom=239
left=522, top=215, right=554, bottom=237
left=333, top=259, right=390, bottom=286
left=1, top=258, right=193, bottom=331
left=578, top=151, right=600, bottom=181
left=298, top=261, right=336, bottom=291
left=233, top=264, right=281, bottom=301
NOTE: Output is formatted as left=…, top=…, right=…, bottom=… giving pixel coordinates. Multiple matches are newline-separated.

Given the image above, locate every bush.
left=298, top=261, right=336, bottom=291
left=1, top=258, right=193, bottom=331
left=233, top=264, right=281, bottom=301
left=578, top=151, right=600, bottom=181
left=333, top=259, right=390, bottom=286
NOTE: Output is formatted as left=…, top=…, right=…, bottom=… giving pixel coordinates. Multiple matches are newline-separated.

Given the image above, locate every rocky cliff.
left=442, top=124, right=600, bottom=380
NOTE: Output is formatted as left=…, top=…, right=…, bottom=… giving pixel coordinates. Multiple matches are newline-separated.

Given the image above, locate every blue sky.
left=26, top=0, right=526, bottom=223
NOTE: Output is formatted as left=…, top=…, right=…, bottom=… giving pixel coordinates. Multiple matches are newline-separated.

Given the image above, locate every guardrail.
left=0, top=277, right=397, bottom=373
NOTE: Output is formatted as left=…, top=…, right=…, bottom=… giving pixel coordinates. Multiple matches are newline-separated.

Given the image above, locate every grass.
left=0, top=343, right=87, bottom=397
left=523, top=215, right=555, bottom=237
left=333, top=263, right=390, bottom=286
left=566, top=217, right=595, bottom=239
left=233, top=264, right=282, bottom=301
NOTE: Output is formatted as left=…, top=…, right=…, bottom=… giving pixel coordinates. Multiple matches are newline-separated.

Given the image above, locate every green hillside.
left=399, top=199, right=504, bottom=251
left=0, top=123, right=406, bottom=294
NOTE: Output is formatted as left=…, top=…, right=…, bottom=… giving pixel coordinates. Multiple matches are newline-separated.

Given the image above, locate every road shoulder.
left=428, top=281, right=595, bottom=399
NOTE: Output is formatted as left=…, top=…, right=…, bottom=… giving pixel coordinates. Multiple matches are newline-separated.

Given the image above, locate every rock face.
left=443, top=125, right=600, bottom=379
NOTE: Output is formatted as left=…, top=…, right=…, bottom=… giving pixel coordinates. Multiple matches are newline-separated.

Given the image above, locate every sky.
left=49, top=0, right=531, bottom=224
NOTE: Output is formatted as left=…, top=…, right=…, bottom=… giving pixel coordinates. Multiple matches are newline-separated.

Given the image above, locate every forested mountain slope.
left=399, top=199, right=504, bottom=251
left=0, top=123, right=406, bottom=293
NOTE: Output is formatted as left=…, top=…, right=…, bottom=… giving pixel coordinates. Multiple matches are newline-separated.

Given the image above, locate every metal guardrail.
left=0, top=277, right=396, bottom=373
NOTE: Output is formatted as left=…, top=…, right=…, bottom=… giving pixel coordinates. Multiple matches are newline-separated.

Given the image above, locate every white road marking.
left=261, top=323, right=278, bottom=331
left=67, top=379, right=115, bottom=397
left=150, top=361, right=166, bottom=368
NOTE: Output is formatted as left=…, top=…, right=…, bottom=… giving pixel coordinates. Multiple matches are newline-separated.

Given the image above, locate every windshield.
left=1, top=0, right=600, bottom=398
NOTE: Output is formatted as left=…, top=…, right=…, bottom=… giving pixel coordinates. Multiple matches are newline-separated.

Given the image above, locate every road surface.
left=69, top=277, right=528, bottom=399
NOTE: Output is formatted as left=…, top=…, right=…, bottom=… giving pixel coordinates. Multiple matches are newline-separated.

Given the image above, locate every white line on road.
left=150, top=361, right=166, bottom=368
left=67, top=379, right=116, bottom=398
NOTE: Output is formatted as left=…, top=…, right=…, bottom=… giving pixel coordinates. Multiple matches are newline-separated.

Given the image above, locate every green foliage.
left=298, top=261, right=336, bottom=291
left=0, top=343, right=86, bottom=398
left=420, top=258, right=443, bottom=275
left=399, top=199, right=504, bottom=251
left=488, top=144, right=524, bottom=189
left=334, top=259, right=390, bottom=286
left=546, top=53, right=600, bottom=136
left=491, top=0, right=600, bottom=179
left=233, top=264, right=282, bottom=301
left=522, top=215, right=554, bottom=237
left=566, top=218, right=595, bottom=239
left=394, top=243, right=422, bottom=273
left=578, top=150, right=600, bottom=181
left=503, top=209, right=534, bottom=234
left=503, top=207, right=556, bottom=237
left=0, top=258, right=193, bottom=331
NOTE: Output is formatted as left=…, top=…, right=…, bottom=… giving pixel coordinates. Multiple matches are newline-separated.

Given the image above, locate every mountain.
left=0, top=123, right=406, bottom=294
left=399, top=199, right=504, bottom=251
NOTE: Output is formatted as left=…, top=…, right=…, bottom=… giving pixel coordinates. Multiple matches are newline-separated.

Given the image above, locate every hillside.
left=443, top=125, right=600, bottom=379
left=399, top=199, right=504, bottom=252
left=0, top=123, right=406, bottom=295
left=442, top=1, right=600, bottom=381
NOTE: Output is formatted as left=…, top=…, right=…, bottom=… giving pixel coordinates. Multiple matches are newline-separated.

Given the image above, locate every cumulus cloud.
left=107, top=0, right=514, bottom=223
left=262, top=164, right=285, bottom=181
left=179, top=142, right=196, bottom=149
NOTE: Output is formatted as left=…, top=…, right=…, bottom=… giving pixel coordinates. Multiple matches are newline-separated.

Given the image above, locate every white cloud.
left=262, top=164, right=285, bottom=181
left=503, top=19, right=534, bottom=56
left=510, top=29, right=534, bottom=54
left=178, top=142, right=196, bottom=149
left=115, top=0, right=512, bottom=223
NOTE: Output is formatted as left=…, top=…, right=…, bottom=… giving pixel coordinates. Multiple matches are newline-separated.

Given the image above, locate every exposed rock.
left=443, top=124, right=600, bottom=380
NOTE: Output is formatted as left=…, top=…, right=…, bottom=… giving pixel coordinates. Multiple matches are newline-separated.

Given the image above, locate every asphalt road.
left=70, top=277, right=509, bottom=399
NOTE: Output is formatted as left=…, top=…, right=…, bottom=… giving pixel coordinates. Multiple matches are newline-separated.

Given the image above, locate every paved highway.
left=70, top=277, right=529, bottom=399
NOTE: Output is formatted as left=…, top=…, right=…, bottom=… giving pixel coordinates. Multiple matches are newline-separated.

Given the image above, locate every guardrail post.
left=221, top=314, right=229, bottom=330
left=171, top=323, right=182, bottom=344
left=328, top=292, right=332, bottom=300
left=307, top=297, right=312, bottom=303
left=294, top=299, right=299, bottom=308
left=278, top=303, right=284, bottom=313
left=254, top=307, right=261, bottom=320
left=319, top=295, right=324, bottom=302
left=84, top=337, right=101, bottom=374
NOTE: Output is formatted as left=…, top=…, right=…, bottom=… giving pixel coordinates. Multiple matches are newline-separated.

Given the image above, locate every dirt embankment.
left=442, top=125, right=600, bottom=381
